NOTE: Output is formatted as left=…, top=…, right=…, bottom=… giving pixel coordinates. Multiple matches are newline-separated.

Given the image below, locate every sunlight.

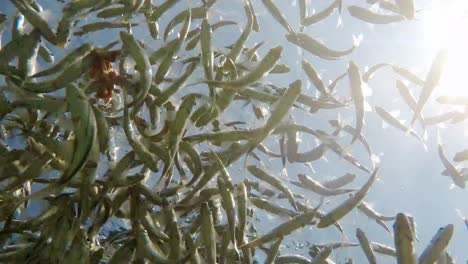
left=421, top=0, right=468, bottom=97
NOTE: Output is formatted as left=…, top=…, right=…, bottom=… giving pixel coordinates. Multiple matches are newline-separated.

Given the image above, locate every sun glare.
left=421, top=0, right=468, bottom=97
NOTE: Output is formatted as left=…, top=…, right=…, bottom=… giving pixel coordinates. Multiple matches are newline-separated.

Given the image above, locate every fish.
left=200, top=202, right=217, bottom=264
left=375, top=106, right=422, bottom=141
left=32, top=43, right=93, bottom=77
left=418, top=224, right=454, bottom=264
left=362, top=63, right=390, bottom=82
left=321, top=173, right=357, bottom=189
left=328, top=119, right=372, bottom=155
left=217, top=176, right=238, bottom=255
left=348, top=5, right=406, bottom=24
left=438, top=143, right=466, bottom=188
left=396, top=80, right=426, bottom=128
left=261, top=0, right=293, bottom=33
left=200, top=18, right=215, bottom=97
left=302, top=60, right=331, bottom=98
left=357, top=201, right=393, bottom=232
left=247, top=165, right=298, bottom=211
left=10, top=0, right=59, bottom=45
left=162, top=94, right=196, bottom=186
left=27, top=83, right=97, bottom=200
left=293, top=173, right=356, bottom=196
left=394, top=213, right=417, bottom=264
left=276, top=254, right=313, bottom=264
left=348, top=61, right=365, bottom=144
left=311, top=246, right=332, bottom=264
left=239, top=209, right=318, bottom=249
left=396, top=0, right=415, bottom=19
left=356, top=228, right=377, bottom=264
left=74, top=22, right=138, bottom=36
left=244, top=80, right=301, bottom=166
left=197, top=46, right=283, bottom=89
left=286, top=32, right=356, bottom=60
left=301, top=0, right=342, bottom=26
left=317, top=167, right=379, bottom=228
left=371, top=242, right=397, bottom=257
left=436, top=95, right=468, bottom=105
left=453, top=149, right=468, bottom=162
left=250, top=197, right=297, bottom=218
left=411, top=49, right=447, bottom=125
left=265, top=238, right=283, bottom=264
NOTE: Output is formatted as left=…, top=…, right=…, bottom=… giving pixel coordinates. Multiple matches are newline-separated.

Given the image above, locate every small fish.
left=396, top=0, right=415, bottom=19
left=411, top=49, right=447, bottom=125
left=276, top=254, right=313, bottom=264
left=122, top=88, right=159, bottom=173
left=393, top=213, right=417, bottom=264
left=371, top=242, right=396, bottom=257
left=348, top=5, right=406, bottom=24
left=397, top=80, right=417, bottom=111
left=217, top=176, right=238, bottom=255
left=299, top=0, right=307, bottom=31
left=302, top=60, right=329, bottom=97
left=424, top=111, right=464, bottom=126
left=250, top=197, right=296, bottom=218
left=32, top=44, right=94, bottom=78
left=74, top=22, right=137, bottom=36
left=162, top=5, right=208, bottom=41
left=348, top=61, right=365, bottom=144
left=154, top=8, right=191, bottom=84
left=286, top=127, right=299, bottom=163
left=358, top=201, right=395, bottom=221
left=261, top=0, right=293, bottom=33
left=328, top=119, right=372, bottom=156
left=453, top=149, right=468, bottom=162
left=313, top=242, right=359, bottom=251
left=185, top=233, right=202, bottom=264
left=236, top=182, right=248, bottom=245
left=438, top=143, right=466, bottom=188
left=247, top=165, right=298, bottom=211
left=392, top=65, right=426, bottom=87
left=362, top=63, right=390, bottom=82
left=293, top=173, right=356, bottom=196
left=317, top=167, right=379, bottom=228
left=162, top=94, right=196, bottom=186
left=396, top=80, right=426, bottom=128
left=356, top=228, right=377, bottom=264
left=245, top=80, right=301, bottom=166
left=436, top=95, right=468, bottom=106
left=315, top=129, right=371, bottom=173
left=10, top=0, right=59, bottom=45
left=321, top=173, right=357, bottom=189
left=198, top=46, right=283, bottom=89
left=311, top=246, right=332, bottom=264
left=418, top=224, right=454, bottom=264
left=265, top=238, right=283, bottom=264
left=301, top=0, right=342, bottom=26
left=286, top=32, right=356, bottom=60
left=27, top=83, right=97, bottom=200
left=239, top=209, right=317, bottom=249
left=357, top=201, right=393, bottom=232
left=200, top=18, right=214, bottom=97
left=375, top=106, right=422, bottom=141
left=200, top=202, right=217, bottom=264
left=136, top=227, right=171, bottom=264
left=156, top=62, right=197, bottom=106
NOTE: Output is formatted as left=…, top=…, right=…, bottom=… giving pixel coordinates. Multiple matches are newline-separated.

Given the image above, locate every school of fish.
left=0, top=0, right=464, bottom=263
